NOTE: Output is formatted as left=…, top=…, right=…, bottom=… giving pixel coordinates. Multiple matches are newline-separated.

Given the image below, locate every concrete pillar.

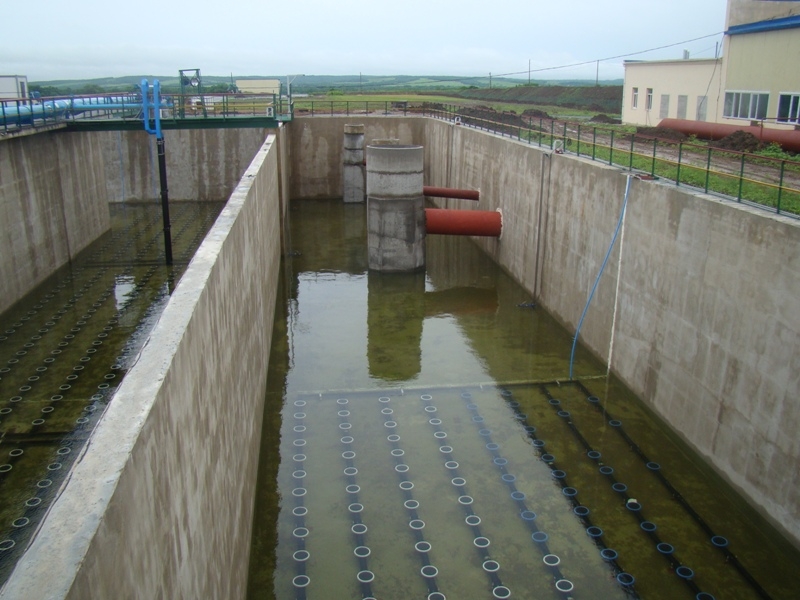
left=366, top=145, right=426, bottom=272
left=342, top=124, right=365, bottom=203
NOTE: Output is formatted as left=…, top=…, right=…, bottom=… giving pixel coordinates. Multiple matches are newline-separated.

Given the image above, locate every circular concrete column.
left=366, top=145, right=425, bottom=271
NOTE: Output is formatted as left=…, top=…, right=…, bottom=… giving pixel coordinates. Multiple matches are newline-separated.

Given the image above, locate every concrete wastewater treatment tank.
left=245, top=199, right=800, bottom=600
left=2, top=118, right=800, bottom=600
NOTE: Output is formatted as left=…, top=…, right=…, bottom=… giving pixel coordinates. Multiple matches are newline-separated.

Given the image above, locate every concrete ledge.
left=0, top=133, right=282, bottom=599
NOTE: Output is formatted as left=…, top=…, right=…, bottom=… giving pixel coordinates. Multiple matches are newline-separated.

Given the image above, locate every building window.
left=697, top=96, right=708, bottom=122
left=723, top=91, right=769, bottom=120
left=659, top=95, right=670, bottom=119
left=632, top=87, right=639, bottom=109
left=777, top=93, right=800, bottom=124
left=677, top=95, right=688, bottom=120
left=646, top=88, right=653, bottom=111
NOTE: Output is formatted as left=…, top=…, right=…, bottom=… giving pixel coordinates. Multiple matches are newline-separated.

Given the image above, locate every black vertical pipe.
left=157, top=136, right=173, bottom=265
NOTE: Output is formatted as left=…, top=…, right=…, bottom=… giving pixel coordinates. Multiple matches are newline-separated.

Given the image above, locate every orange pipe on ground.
left=658, top=118, right=800, bottom=152
left=423, top=186, right=480, bottom=201
left=425, top=208, right=502, bottom=237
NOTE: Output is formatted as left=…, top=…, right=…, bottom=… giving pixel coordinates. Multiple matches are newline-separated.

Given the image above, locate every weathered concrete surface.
left=98, top=128, right=271, bottom=202
left=0, top=133, right=282, bottom=600
left=420, top=118, right=800, bottom=545
left=343, top=124, right=366, bottom=203
left=0, top=131, right=109, bottom=314
left=366, top=145, right=426, bottom=271
left=289, top=116, right=425, bottom=199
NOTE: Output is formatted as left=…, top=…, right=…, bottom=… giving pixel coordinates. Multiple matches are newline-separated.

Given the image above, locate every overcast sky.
left=2, top=0, right=729, bottom=82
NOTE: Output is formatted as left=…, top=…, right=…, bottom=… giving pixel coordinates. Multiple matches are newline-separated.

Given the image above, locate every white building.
left=622, top=0, right=800, bottom=130
left=622, top=58, right=722, bottom=126
left=0, top=75, right=29, bottom=101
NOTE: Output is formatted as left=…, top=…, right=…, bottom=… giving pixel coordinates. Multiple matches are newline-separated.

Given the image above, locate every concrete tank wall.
left=0, top=131, right=284, bottom=600
left=0, top=127, right=271, bottom=316
left=422, top=118, right=800, bottom=545
left=288, top=116, right=426, bottom=199
left=0, top=131, right=110, bottom=315
left=98, top=127, right=271, bottom=202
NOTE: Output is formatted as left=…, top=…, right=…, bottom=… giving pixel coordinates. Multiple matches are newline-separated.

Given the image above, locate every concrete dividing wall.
left=99, top=128, right=271, bottom=202
left=0, top=131, right=109, bottom=314
left=0, top=133, right=283, bottom=599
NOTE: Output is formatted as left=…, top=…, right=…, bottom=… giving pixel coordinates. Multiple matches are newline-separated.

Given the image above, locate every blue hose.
left=568, top=175, right=632, bottom=379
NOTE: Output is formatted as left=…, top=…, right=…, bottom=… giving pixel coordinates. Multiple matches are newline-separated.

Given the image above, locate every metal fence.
left=5, top=95, right=798, bottom=217
left=0, top=92, right=288, bottom=133
left=423, top=104, right=800, bottom=218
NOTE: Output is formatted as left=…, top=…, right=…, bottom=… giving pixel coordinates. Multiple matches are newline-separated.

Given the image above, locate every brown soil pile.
left=710, top=130, right=765, bottom=153
left=589, top=114, right=621, bottom=124
left=521, top=108, right=552, bottom=120
left=457, top=106, right=527, bottom=128
left=637, top=126, right=688, bottom=142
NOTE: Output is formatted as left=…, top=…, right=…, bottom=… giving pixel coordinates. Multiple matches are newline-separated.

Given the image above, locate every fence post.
left=629, top=135, right=635, bottom=171
left=592, top=127, right=597, bottom=160
left=704, top=147, right=712, bottom=193
left=737, top=152, right=746, bottom=201
left=777, top=160, right=786, bottom=213
left=609, top=130, right=614, bottom=166
left=651, top=139, right=657, bottom=176
left=577, top=124, right=581, bottom=156
left=539, top=118, right=543, bottom=147
left=550, top=119, right=555, bottom=148
left=677, top=143, right=683, bottom=186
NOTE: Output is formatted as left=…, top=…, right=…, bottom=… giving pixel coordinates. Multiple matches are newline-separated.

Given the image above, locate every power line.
left=297, top=30, right=726, bottom=91
left=492, top=31, right=726, bottom=78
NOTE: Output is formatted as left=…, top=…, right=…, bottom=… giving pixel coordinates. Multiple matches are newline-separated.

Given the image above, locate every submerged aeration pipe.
left=425, top=208, right=502, bottom=237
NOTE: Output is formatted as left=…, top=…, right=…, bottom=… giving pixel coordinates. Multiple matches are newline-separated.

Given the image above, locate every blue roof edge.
left=726, top=13, right=800, bottom=36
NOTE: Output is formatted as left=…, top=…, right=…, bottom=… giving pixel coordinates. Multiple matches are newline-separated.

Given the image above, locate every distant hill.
left=30, top=74, right=623, bottom=96
left=448, top=85, right=623, bottom=114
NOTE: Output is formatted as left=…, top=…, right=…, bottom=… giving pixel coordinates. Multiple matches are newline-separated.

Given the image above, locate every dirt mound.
left=521, top=108, right=552, bottom=119
left=638, top=126, right=688, bottom=142
left=457, top=106, right=527, bottom=128
left=710, top=130, right=765, bottom=153
left=589, top=113, right=621, bottom=124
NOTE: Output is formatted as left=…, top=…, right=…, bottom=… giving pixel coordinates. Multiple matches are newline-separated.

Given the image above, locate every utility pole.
left=595, top=60, right=600, bottom=86
left=489, top=72, right=492, bottom=89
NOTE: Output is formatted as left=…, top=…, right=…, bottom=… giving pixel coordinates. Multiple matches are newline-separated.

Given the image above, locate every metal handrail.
left=421, top=103, right=800, bottom=217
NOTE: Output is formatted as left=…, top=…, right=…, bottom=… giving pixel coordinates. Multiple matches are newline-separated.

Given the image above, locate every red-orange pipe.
left=423, top=186, right=480, bottom=201
left=425, top=208, right=502, bottom=237
left=658, top=118, right=800, bottom=152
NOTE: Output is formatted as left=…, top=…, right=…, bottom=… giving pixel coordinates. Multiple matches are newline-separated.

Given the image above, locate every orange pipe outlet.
left=425, top=208, right=502, bottom=237
left=423, top=186, right=480, bottom=201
